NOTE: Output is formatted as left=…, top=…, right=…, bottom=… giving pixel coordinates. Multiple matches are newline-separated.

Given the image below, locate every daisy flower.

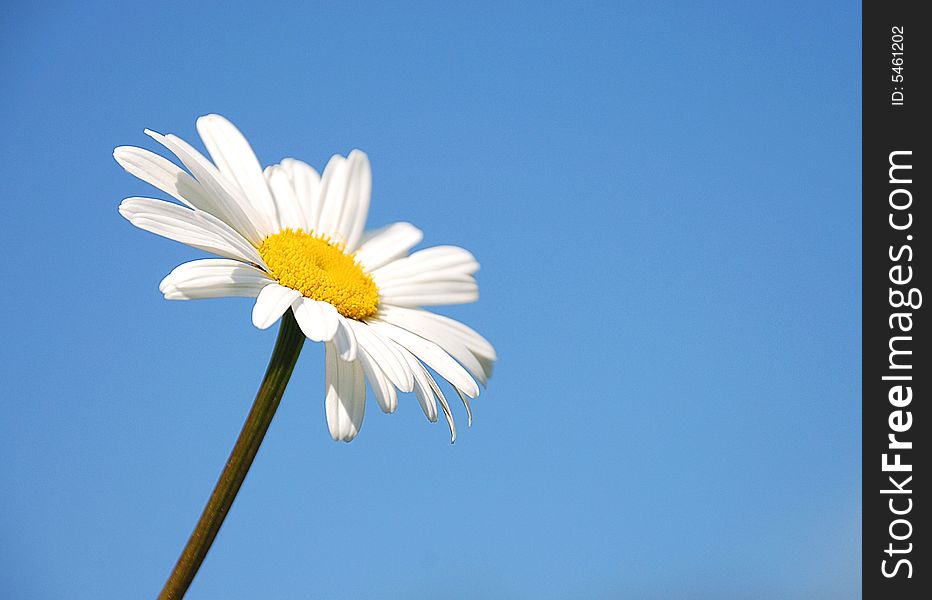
left=116, top=114, right=494, bottom=442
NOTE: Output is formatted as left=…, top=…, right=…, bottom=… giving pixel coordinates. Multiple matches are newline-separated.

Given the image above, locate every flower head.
left=116, top=115, right=495, bottom=441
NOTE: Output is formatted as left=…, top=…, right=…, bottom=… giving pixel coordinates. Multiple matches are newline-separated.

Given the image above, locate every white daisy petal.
left=252, top=283, right=302, bottom=330
left=379, top=279, right=477, bottom=300
left=371, top=247, right=481, bottom=307
left=145, top=129, right=265, bottom=245
left=366, top=320, right=480, bottom=398
left=397, top=346, right=438, bottom=422
left=378, top=271, right=476, bottom=286
left=354, top=222, right=424, bottom=272
left=348, top=321, right=414, bottom=392
left=315, top=155, right=349, bottom=241
left=377, top=285, right=480, bottom=307
left=478, top=356, right=495, bottom=381
left=424, top=367, right=456, bottom=443
left=159, top=259, right=273, bottom=300
left=292, top=298, right=340, bottom=342
left=338, top=150, right=371, bottom=251
left=376, top=305, right=488, bottom=385
left=314, top=150, right=371, bottom=248
left=380, top=305, right=496, bottom=360
left=113, top=146, right=212, bottom=210
left=264, top=165, right=306, bottom=231
left=355, top=344, right=398, bottom=413
left=325, top=343, right=366, bottom=442
left=196, top=114, right=279, bottom=234
left=372, top=246, right=479, bottom=282
left=380, top=305, right=495, bottom=385
left=279, top=158, right=322, bottom=232
left=454, top=387, right=474, bottom=427
left=119, top=197, right=265, bottom=267
left=333, top=315, right=358, bottom=362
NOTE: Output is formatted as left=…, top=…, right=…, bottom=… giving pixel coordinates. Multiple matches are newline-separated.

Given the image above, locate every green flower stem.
left=158, top=310, right=305, bottom=600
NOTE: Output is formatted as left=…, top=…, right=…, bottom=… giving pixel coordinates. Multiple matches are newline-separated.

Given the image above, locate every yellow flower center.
left=258, top=229, right=379, bottom=320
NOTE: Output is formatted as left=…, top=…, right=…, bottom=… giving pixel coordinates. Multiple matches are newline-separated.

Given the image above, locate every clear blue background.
left=0, top=1, right=861, bottom=598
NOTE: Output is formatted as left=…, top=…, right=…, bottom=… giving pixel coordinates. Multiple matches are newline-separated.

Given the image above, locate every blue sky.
left=0, top=1, right=860, bottom=598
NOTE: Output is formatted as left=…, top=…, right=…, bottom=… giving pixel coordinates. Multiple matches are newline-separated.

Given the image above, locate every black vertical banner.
left=863, top=1, right=928, bottom=598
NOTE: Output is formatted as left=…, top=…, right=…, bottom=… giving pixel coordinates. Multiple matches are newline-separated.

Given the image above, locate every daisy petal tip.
left=251, top=309, right=276, bottom=330
left=196, top=113, right=239, bottom=137
left=348, top=149, right=370, bottom=163
left=339, top=345, right=357, bottom=362
left=464, top=385, right=480, bottom=399
left=196, top=113, right=221, bottom=125
left=331, top=427, right=359, bottom=443
left=112, top=148, right=143, bottom=175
